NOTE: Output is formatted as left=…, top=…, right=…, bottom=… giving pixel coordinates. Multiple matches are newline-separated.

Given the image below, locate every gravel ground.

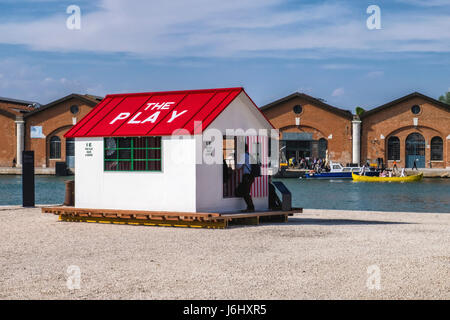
left=0, top=207, right=449, bottom=299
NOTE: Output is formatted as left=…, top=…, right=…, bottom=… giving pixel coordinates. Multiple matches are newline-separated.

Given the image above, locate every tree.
left=355, top=106, right=365, bottom=116
left=439, top=91, right=450, bottom=105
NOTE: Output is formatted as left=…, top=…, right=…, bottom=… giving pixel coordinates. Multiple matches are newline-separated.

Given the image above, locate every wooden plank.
left=58, top=215, right=228, bottom=229
left=43, top=207, right=221, bottom=217
left=229, top=216, right=259, bottom=226
left=259, top=214, right=288, bottom=223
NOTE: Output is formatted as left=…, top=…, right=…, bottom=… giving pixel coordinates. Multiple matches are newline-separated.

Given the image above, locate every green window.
left=104, top=137, right=162, bottom=171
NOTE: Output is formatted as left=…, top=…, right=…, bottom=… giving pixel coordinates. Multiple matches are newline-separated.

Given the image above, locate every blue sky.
left=0, top=0, right=449, bottom=112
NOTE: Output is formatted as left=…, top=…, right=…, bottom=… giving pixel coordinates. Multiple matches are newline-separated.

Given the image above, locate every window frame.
left=103, top=137, right=162, bottom=172
left=430, top=136, right=443, bottom=161
left=411, top=105, right=421, bottom=115
left=49, top=136, right=61, bottom=160
left=293, top=105, right=303, bottom=114
left=387, top=136, right=400, bottom=161
left=70, top=104, right=79, bottom=115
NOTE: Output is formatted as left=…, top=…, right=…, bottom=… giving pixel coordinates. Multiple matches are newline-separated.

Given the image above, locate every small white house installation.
left=65, top=87, right=274, bottom=213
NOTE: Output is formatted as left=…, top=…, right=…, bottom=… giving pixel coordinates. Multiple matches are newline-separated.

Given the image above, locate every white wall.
left=75, top=136, right=197, bottom=212
left=195, top=92, right=273, bottom=212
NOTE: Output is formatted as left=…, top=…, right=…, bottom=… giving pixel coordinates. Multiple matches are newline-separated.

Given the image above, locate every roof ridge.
left=361, top=91, right=450, bottom=118
left=24, top=93, right=101, bottom=118
left=260, top=91, right=353, bottom=119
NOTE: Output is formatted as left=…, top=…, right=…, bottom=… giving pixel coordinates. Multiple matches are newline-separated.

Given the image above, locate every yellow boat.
left=352, top=172, right=423, bottom=182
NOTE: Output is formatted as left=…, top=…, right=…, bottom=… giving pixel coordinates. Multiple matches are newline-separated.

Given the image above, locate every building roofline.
left=0, top=108, right=16, bottom=119
left=361, top=92, right=450, bottom=119
left=0, top=96, right=39, bottom=106
left=260, top=92, right=353, bottom=120
left=84, top=94, right=104, bottom=101
left=24, top=93, right=102, bottom=118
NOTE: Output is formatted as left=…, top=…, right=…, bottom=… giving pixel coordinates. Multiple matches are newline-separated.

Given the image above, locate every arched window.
left=318, top=138, right=327, bottom=159
left=406, top=133, right=425, bottom=168
left=70, top=105, right=79, bottom=114
left=431, top=136, right=443, bottom=161
left=50, top=136, right=61, bottom=159
left=387, top=136, right=400, bottom=160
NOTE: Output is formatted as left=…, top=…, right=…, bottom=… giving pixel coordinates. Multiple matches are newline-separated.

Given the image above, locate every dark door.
left=405, top=133, right=425, bottom=168
left=66, top=138, right=75, bottom=168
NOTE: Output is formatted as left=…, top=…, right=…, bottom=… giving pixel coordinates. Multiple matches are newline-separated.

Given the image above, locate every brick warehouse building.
left=262, top=91, right=449, bottom=169
left=261, top=92, right=354, bottom=165
left=0, top=97, right=38, bottom=167
left=0, top=94, right=102, bottom=171
left=360, top=92, right=450, bottom=169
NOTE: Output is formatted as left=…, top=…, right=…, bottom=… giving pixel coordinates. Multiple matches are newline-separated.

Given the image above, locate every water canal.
left=0, top=175, right=449, bottom=213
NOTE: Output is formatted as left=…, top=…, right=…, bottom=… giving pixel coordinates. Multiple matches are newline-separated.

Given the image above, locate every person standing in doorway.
left=393, top=160, right=398, bottom=171
left=412, top=159, right=418, bottom=170
left=236, top=144, right=255, bottom=212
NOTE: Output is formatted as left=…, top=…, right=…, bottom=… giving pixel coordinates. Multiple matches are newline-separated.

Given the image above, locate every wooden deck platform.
left=42, top=207, right=302, bottom=229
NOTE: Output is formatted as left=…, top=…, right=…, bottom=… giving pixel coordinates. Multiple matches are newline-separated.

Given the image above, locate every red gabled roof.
left=65, top=87, right=250, bottom=138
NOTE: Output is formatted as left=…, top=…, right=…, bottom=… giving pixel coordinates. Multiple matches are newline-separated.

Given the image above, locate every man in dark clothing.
left=412, top=159, right=418, bottom=170
left=236, top=144, right=255, bottom=212
left=240, top=174, right=255, bottom=212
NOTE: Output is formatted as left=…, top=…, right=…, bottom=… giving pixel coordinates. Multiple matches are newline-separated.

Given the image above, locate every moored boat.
left=304, top=161, right=379, bottom=179
left=352, top=172, right=423, bottom=182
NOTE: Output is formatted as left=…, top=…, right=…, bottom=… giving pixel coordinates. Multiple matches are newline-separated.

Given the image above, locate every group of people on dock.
left=288, top=157, right=329, bottom=172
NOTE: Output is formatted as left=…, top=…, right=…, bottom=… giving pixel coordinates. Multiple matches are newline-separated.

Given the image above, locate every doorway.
left=405, top=133, right=425, bottom=168
left=66, top=138, right=75, bottom=168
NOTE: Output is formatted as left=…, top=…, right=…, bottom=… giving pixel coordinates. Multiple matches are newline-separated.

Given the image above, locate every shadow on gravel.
left=283, top=217, right=413, bottom=226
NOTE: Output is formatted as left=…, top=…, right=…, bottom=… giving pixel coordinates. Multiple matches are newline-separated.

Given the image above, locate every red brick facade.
left=24, top=95, right=100, bottom=168
left=361, top=93, right=450, bottom=169
left=0, top=100, right=35, bottom=167
left=261, top=93, right=353, bottom=165
left=263, top=92, right=449, bottom=169
left=0, top=109, right=17, bottom=167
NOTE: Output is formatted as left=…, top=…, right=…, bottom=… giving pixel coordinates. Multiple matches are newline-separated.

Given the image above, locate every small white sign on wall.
left=84, top=142, right=94, bottom=157
left=30, top=126, right=45, bottom=138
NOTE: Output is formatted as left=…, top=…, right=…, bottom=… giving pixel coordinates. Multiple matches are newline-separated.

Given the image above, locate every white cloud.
left=0, top=58, right=101, bottom=103
left=395, top=0, right=450, bottom=7
left=321, top=64, right=361, bottom=70
left=332, top=88, right=345, bottom=97
left=0, top=0, right=448, bottom=58
left=366, top=71, right=384, bottom=78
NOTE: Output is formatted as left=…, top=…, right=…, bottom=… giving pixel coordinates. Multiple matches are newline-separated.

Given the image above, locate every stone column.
left=15, top=116, right=25, bottom=167
left=352, top=118, right=361, bottom=165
